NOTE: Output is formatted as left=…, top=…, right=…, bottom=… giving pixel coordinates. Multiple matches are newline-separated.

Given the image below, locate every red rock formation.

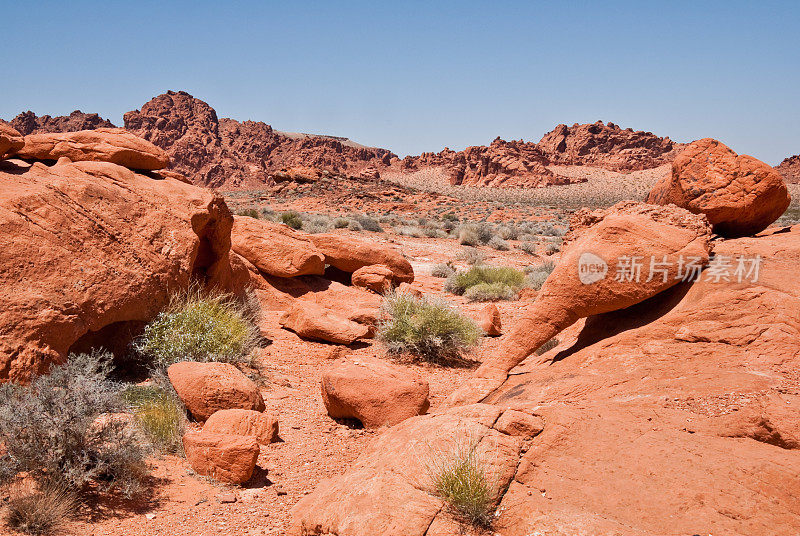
left=203, top=409, right=280, bottom=445
left=182, top=431, right=260, bottom=484
left=776, top=154, right=800, bottom=184
left=537, top=120, right=684, bottom=171
left=10, top=110, right=116, bottom=135
left=123, top=91, right=395, bottom=188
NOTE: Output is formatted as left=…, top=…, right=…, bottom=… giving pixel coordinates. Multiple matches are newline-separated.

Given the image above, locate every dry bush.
left=518, top=241, right=537, bottom=255
left=280, top=211, right=303, bottom=229
left=431, top=262, right=457, bottom=278
left=3, top=482, right=78, bottom=535
left=122, top=385, right=186, bottom=454
left=456, top=247, right=486, bottom=266
left=445, top=266, right=525, bottom=296
left=464, top=282, right=516, bottom=302
left=524, top=260, right=556, bottom=290
left=488, top=236, right=509, bottom=251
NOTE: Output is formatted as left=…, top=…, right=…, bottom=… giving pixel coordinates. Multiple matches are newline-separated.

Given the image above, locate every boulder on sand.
left=448, top=201, right=712, bottom=405
left=0, top=123, right=24, bottom=157
left=183, top=431, right=259, bottom=484
left=351, top=264, right=395, bottom=294
left=203, top=408, right=280, bottom=445
left=477, top=303, right=502, bottom=336
left=15, top=127, right=170, bottom=170
left=647, top=138, right=790, bottom=237
left=168, top=362, right=265, bottom=421
left=321, top=357, right=430, bottom=428
left=309, top=233, right=414, bottom=283
left=231, top=215, right=325, bottom=278
left=279, top=300, right=371, bottom=345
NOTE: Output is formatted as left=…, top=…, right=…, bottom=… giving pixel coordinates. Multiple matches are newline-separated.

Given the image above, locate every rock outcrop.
left=776, top=153, right=800, bottom=184
left=167, top=362, right=265, bottom=421
left=9, top=110, right=116, bottom=135
left=0, top=123, right=24, bottom=158
left=309, top=234, right=414, bottom=284
left=350, top=265, right=394, bottom=294
left=182, top=431, right=260, bottom=484
left=279, top=301, right=371, bottom=345
left=14, top=128, right=170, bottom=170
left=0, top=157, right=242, bottom=382
left=477, top=303, right=502, bottom=336
left=320, top=357, right=430, bottom=428
left=123, top=91, right=395, bottom=188
left=538, top=120, right=684, bottom=171
left=293, top=226, right=800, bottom=536
left=647, top=138, right=790, bottom=237
left=231, top=216, right=325, bottom=278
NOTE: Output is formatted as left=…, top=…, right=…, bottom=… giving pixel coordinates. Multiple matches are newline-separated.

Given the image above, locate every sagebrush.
left=445, top=265, right=525, bottom=296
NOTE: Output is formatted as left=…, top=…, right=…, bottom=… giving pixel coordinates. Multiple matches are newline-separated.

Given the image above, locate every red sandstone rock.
left=167, top=362, right=265, bottom=422
left=320, top=357, right=430, bottom=428
left=309, top=234, right=414, bottom=283
left=477, top=303, right=502, bottom=336
left=231, top=216, right=325, bottom=278
left=647, top=138, right=791, bottom=237
left=776, top=154, right=800, bottom=184
left=0, top=159, right=241, bottom=382
left=9, top=110, right=115, bottom=135
left=351, top=265, right=394, bottom=294
left=203, top=408, right=279, bottom=445
left=15, top=128, right=170, bottom=170
left=279, top=301, right=371, bottom=345
left=182, top=431, right=259, bottom=484
left=0, top=123, right=24, bottom=157
left=538, top=120, right=683, bottom=171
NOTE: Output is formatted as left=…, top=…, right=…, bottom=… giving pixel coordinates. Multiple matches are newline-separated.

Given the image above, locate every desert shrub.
left=236, top=208, right=260, bottom=219
left=427, top=438, right=493, bottom=526
left=280, top=211, right=303, bottom=229
left=518, top=232, right=536, bottom=242
left=395, top=225, right=424, bottom=238
left=464, top=282, right=516, bottom=302
left=351, top=214, right=383, bottom=232
left=304, top=216, right=332, bottom=234
left=0, top=352, right=150, bottom=498
left=488, top=236, right=509, bottom=251
left=378, top=292, right=481, bottom=363
left=445, top=266, right=525, bottom=296
left=535, top=337, right=559, bottom=355
left=456, top=247, right=485, bottom=266
left=545, top=242, right=561, bottom=255
left=431, top=262, right=457, bottom=278
left=442, top=212, right=458, bottom=222
left=347, top=219, right=363, bottom=231
left=122, top=385, right=185, bottom=453
left=333, top=217, right=350, bottom=229
left=457, top=224, right=480, bottom=246
left=135, top=288, right=260, bottom=370
left=518, top=241, right=537, bottom=255
left=4, top=482, right=78, bottom=536
left=498, top=225, right=520, bottom=240
left=524, top=261, right=555, bottom=290
left=423, top=226, right=445, bottom=238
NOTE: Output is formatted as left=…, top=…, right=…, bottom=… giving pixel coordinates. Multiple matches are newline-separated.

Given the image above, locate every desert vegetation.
left=445, top=265, right=526, bottom=301
left=122, top=384, right=186, bottom=453
left=378, top=292, right=482, bottom=364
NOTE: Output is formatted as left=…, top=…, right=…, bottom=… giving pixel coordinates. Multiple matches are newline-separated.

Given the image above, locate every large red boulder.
left=15, top=128, right=170, bottom=170
left=647, top=138, right=791, bottom=237
left=0, top=123, right=24, bottom=157
left=231, top=215, right=325, bottom=278
left=477, top=303, right=502, bottom=336
left=182, top=431, right=259, bottom=484
left=309, top=234, right=414, bottom=283
left=0, top=159, right=241, bottom=382
left=203, top=408, right=279, bottom=445
left=321, top=357, right=430, bottom=428
left=167, top=362, right=265, bottom=421
left=279, top=301, right=371, bottom=345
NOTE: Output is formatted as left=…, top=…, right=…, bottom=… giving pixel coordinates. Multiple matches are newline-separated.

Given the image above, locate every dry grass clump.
left=524, top=260, right=556, bottom=290
left=4, top=482, right=78, bottom=536
left=426, top=436, right=494, bottom=527
left=488, top=236, right=509, bottom=251
left=378, top=292, right=482, bottom=364
left=464, top=282, right=515, bottom=302
left=431, top=262, right=457, bottom=278
left=456, top=247, right=486, bottom=266
left=280, top=210, right=303, bottom=229
left=535, top=337, right=560, bottom=355
left=445, top=265, right=525, bottom=297
left=135, top=288, right=261, bottom=370
left=122, top=385, right=186, bottom=454
left=0, top=352, right=150, bottom=501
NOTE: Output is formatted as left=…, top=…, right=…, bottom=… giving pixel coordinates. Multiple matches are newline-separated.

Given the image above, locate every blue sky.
left=3, top=1, right=798, bottom=164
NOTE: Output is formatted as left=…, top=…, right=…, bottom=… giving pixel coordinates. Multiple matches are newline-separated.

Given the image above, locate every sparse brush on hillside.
left=236, top=208, right=260, bottom=219
left=431, top=262, right=457, bottom=278
left=457, top=247, right=486, bottom=266
left=524, top=260, right=556, bottom=290
left=488, top=236, right=509, bottom=251
left=350, top=214, right=383, bottom=232
left=445, top=265, right=525, bottom=296
left=0, top=351, right=151, bottom=501
left=378, top=292, right=481, bottom=364
left=135, top=288, right=261, bottom=370
left=518, top=241, right=537, bottom=255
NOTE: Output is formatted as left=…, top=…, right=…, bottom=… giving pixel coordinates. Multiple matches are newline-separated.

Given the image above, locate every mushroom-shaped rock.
left=183, top=432, right=259, bottom=484
left=280, top=301, right=371, bottom=345
left=321, top=357, right=430, bottom=428
left=203, top=408, right=279, bottom=445
left=309, top=233, right=414, bottom=283
left=0, top=123, right=24, bottom=158
left=647, top=138, right=790, bottom=237
left=448, top=201, right=713, bottom=405
left=478, top=303, right=502, bottom=336
left=351, top=264, right=395, bottom=294
left=15, top=127, right=170, bottom=170
left=168, top=362, right=265, bottom=421
left=231, top=216, right=325, bottom=278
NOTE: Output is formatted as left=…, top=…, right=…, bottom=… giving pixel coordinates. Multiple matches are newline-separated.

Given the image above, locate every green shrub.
left=122, top=385, right=185, bottom=453
left=445, top=266, right=525, bottom=296
left=378, top=292, right=482, bottom=363
left=0, top=352, right=150, bottom=498
left=431, top=262, right=456, bottom=278
left=4, top=482, right=78, bottom=536
left=464, top=282, right=515, bottom=302
left=135, top=288, right=260, bottom=370
left=280, top=211, right=303, bottom=229
left=427, top=438, right=493, bottom=526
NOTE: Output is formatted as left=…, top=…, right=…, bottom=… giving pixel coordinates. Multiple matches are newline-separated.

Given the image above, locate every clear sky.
left=3, top=1, right=798, bottom=164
